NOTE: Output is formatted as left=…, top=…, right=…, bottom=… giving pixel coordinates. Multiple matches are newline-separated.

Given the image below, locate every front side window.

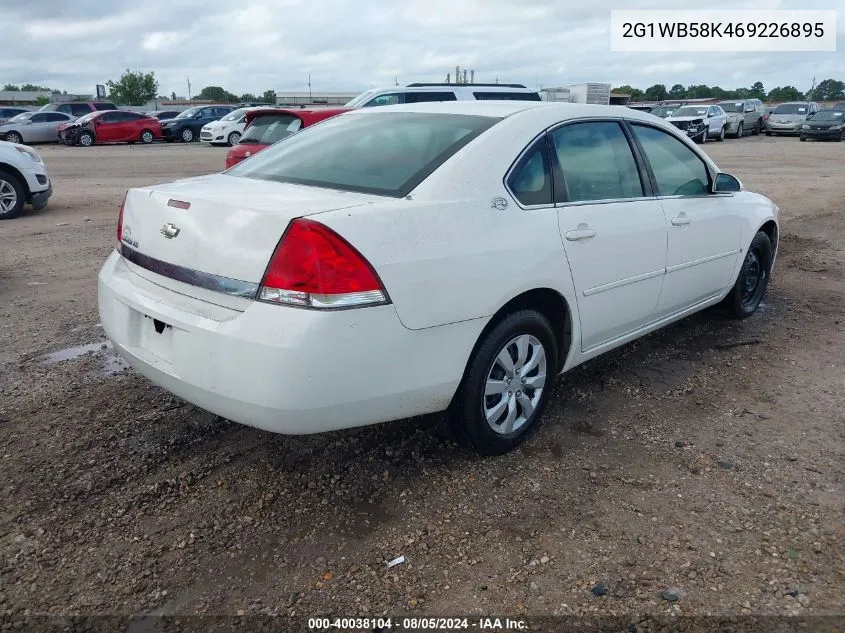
left=631, top=124, right=710, bottom=196
left=239, top=114, right=302, bottom=145
left=362, top=94, right=401, bottom=108
left=551, top=121, right=643, bottom=202
left=71, top=104, right=91, bottom=117
left=228, top=112, right=499, bottom=198
left=176, top=107, right=202, bottom=119
left=506, top=138, right=552, bottom=206
left=46, top=113, right=69, bottom=122
left=30, top=114, right=50, bottom=123
left=404, top=92, right=458, bottom=103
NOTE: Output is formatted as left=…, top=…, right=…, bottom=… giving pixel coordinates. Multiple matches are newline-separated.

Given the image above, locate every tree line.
left=614, top=79, right=845, bottom=103
left=3, top=71, right=279, bottom=106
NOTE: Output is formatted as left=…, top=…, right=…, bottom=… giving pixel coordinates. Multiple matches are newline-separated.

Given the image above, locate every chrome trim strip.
left=583, top=268, right=664, bottom=297
left=557, top=196, right=656, bottom=208
left=666, top=250, right=739, bottom=274
left=121, top=246, right=260, bottom=299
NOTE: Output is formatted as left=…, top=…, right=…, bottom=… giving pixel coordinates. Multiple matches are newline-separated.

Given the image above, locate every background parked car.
left=833, top=102, right=845, bottom=111
left=0, top=108, right=31, bottom=125
left=0, top=139, right=52, bottom=219
left=161, top=105, right=237, bottom=142
left=146, top=110, right=181, bottom=121
left=58, top=111, right=162, bottom=146
left=225, top=108, right=349, bottom=168
left=648, top=105, right=679, bottom=119
left=201, top=107, right=264, bottom=146
left=765, top=102, right=820, bottom=136
left=345, top=83, right=541, bottom=108
left=0, top=111, right=75, bottom=144
left=716, top=99, right=764, bottom=137
left=39, top=101, right=118, bottom=117
left=799, top=109, right=844, bottom=142
left=666, top=104, right=728, bottom=143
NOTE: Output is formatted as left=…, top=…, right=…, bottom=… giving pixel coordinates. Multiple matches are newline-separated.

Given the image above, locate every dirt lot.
left=1, top=137, right=843, bottom=627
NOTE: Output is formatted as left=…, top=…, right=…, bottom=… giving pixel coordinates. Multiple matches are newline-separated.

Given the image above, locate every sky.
left=1, top=0, right=842, bottom=98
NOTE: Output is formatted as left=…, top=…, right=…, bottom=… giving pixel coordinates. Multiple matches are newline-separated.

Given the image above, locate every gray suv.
left=716, top=99, right=764, bottom=137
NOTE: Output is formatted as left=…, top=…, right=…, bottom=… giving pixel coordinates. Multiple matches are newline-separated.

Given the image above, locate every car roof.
left=245, top=107, right=350, bottom=123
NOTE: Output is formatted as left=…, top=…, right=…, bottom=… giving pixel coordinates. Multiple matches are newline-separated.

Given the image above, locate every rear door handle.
left=565, top=225, right=597, bottom=241
left=671, top=215, right=691, bottom=226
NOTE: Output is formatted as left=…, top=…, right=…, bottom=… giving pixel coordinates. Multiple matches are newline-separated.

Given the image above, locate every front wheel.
left=735, top=122, right=744, bottom=138
left=180, top=127, right=194, bottom=142
left=78, top=131, right=94, bottom=147
left=799, top=136, right=806, bottom=142
left=722, top=232, right=773, bottom=319
left=447, top=310, right=558, bottom=455
left=697, top=129, right=707, bottom=144
left=4, top=131, right=23, bottom=145
left=227, top=132, right=241, bottom=146
left=0, top=169, right=25, bottom=219
left=717, top=125, right=726, bottom=141
left=140, top=129, right=154, bottom=144
left=765, top=130, right=772, bottom=136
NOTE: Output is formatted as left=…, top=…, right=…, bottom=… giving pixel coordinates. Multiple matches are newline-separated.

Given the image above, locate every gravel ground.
left=0, top=137, right=843, bottom=627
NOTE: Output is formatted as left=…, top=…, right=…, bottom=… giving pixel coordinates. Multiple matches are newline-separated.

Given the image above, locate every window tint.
left=46, top=113, right=68, bottom=122
left=363, top=94, right=401, bottom=107
left=93, top=103, right=116, bottom=110
left=405, top=92, right=458, bottom=103
left=30, top=113, right=50, bottom=123
left=229, top=112, right=499, bottom=198
left=56, top=105, right=72, bottom=114
left=550, top=121, right=643, bottom=202
left=240, top=114, right=302, bottom=144
left=473, top=91, right=542, bottom=101
left=121, top=112, right=144, bottom=121
left=506, top=138, right=552, bottom=206
left=99, top=112, right=120, bottom=123
left=71, top=104, right=92, bottom=117
left=631, top=124, right=710, bottom=196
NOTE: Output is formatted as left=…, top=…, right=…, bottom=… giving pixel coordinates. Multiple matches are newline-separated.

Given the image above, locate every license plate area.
left=139, top=315, right=174, bottom=363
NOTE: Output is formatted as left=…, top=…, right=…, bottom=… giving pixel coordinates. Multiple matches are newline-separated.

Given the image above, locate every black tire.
left=227, top=132, right=241, bottom=146
left=0, top=169, right=26, bottom=220
left=765, top=130, right=772, bottom=136
left=735, top=122, right=743, bottom=138
left=78, top=131, right=95, bottom=147
left=799, top=136, right=806, bottom=142
left=722, top=232, right=773, bottom=319
left=717, top=125, right=726, bottom=141
left=140, top=129, right=154, bottom=144
left=4, top=131, right=23, bottom=145
left=696, top=129, right=707, bottom=144
left=446, top=310, right=558, bottom=456
left=180, top=127, right=194, bottom=142
left=753, top=119, right=762, bottom=135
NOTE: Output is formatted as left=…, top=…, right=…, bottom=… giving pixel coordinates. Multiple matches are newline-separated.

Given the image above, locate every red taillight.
left=258, top=218, right=388, bottom=309
left=116, top=194, right=126, bottom=248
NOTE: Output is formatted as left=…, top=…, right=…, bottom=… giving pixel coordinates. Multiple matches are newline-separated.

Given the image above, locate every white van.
left=345, top=83, right=542, bottom=108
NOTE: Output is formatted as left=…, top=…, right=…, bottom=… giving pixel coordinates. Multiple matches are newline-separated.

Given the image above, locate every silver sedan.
left=0, top=111, right=75, bottom=144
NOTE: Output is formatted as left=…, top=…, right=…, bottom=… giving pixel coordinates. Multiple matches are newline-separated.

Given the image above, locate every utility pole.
left=307, top=73, right=312, bottom=102
left=186, top=76, right=192, bottom=102
left=809, top=76, right=816, bottom=100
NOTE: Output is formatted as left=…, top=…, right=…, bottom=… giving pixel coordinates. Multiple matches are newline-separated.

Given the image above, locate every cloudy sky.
left=1, top=0, right=842, bottom=97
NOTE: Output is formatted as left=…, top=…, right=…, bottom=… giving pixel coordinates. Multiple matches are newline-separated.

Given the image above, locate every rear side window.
left=473, top=91, right=542, bottom=101
left=506, top=138, right=552, bottom=206
left=229, top=112, right=499, bottom=198
left=631, top=124, right=710, bottom=196
left=551, top=122, right=643, bottom=202
left=405, top=92, right=458, bottom=103
left=46, top=113, right=68, bottom=122
left=93, top=102, right=117, bottom=110
left=121, top=112, right=144, bottom=121
left=71, top=104, right=92, bottom=117
left=240, top=114, right=302, bottom=144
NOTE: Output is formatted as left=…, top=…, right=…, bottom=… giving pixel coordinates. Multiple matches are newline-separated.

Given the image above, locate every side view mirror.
left=24, top=120, right=33, bottom=125
left=713, top=173, right=742, bottom=193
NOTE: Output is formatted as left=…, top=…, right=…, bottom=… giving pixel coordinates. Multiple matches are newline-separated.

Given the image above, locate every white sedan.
left=98, top=101, right=779, bottom=455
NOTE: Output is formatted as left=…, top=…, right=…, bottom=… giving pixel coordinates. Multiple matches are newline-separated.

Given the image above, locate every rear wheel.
left=4, top=131, right=23, bottom=145
left=140, top=129, right=154, bottom=144
left=0, top=169, right=25, bottom=220
left=447, top=310, right=558, bottom=456
left=227, top=131, right=241, bottom=146
left=180, top=127, right=194, bottom=142
left=722, top=232, right=773, bottom=319
left=78, top=131, right=94, bottom=147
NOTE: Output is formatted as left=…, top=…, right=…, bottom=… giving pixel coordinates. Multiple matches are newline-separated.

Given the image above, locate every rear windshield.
left=773, top=103, right=808, bottom=114
left=228, top=112, right=499, bottom=198
left=240, top=114, right=303, bottom=145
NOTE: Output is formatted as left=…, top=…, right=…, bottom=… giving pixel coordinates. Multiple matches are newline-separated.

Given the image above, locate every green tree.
left=21, top=83, right=52, bottom=91
left=196, top=86, right=238, bottom=102
left=613, top=85, right=644, bottom=100
left=748, top=82, right=765, bottom=99
left=261, top=89, right=277, bottom=104
left=668, top=84, right=686, bottom=99
left=240, top=93, right=257, bottom=102
left=811, top=78, right=845, bottom=101
left=768, top=86, right=803, bottom=101
left=686, top=84, right=713, bottom=98
left=3, top=84, right=20, bottom=91
left=106, top=69, right=159, bottom=105
left=643, top=83, right=668, bottom=101
left=35, top=96, right=50, bottom=106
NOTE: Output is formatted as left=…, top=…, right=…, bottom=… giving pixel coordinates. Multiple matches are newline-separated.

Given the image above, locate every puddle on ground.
left=40, top=340, right=130, bottom=377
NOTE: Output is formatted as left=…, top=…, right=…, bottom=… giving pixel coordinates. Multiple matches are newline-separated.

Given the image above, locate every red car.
left=57, top=110, right=163, bottom=147
left=224, top=108, right=349, bottom=169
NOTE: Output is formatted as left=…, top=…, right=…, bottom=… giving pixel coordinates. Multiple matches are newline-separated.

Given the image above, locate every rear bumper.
left=97, top=251, right=479, bottom=434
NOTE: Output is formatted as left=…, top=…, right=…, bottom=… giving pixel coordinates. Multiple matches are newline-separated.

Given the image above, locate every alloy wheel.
left=0, top=179, right=17, bottom=214
left=483, top=334, right=547, bottom=436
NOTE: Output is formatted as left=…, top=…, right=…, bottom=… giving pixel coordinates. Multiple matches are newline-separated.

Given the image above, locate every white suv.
left=0, top=140, right=52, bottom=219
left=345, top=83, right=542, bottom=108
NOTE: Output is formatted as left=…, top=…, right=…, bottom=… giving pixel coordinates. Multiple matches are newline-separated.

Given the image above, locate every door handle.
left=565, top=224, right=597, bottom=241
left=671, top=215, right=691, bottom=226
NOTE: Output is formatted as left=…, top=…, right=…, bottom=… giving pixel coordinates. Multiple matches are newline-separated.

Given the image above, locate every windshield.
left=240, top=114, right=303, bottom=144
left=718, top=102, right=744, bottom=113
left=810, top=110, right=844, bottom=122
left=834, top=102, right=845, bottom=111
left=75, top=112, right=98, bottom=123
left=773, top=103, right=808, bottom=114
left=8, top=113, right=32, bottom=123
left=175, top=107, right=202, bottom=119
left=228, top=112, right=499, bottom=198
left=672, top=106, right=708, bottom=117
left=344, top=90, right=380, bottom=108
left=221, top=108, right=250, bottom=122
left=650, top=106, right=676, bottom=117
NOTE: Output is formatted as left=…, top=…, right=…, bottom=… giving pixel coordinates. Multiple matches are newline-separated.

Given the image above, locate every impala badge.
left=160, top=223, right=180, bottom=239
